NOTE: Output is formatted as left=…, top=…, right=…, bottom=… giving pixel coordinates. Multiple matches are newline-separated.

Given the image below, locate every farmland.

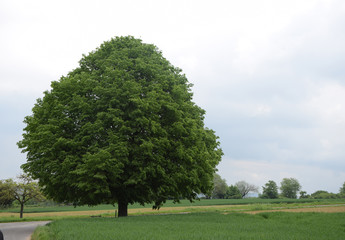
left=1, top=198, right=345, bottom=239
left=1, top=198, right=345, bottom=222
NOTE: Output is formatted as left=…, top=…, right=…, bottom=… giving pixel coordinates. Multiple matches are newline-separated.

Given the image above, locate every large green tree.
left=280, top=178, right=301, bottom=199
left=18, top=36, right=223, bottom=217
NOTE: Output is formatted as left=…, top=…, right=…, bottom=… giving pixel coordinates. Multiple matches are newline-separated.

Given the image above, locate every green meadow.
left=1, top=198, right=345, bottom=223
left=2, top=198, right=341, bottom=214
left=33, top=212, right=345, bottom=240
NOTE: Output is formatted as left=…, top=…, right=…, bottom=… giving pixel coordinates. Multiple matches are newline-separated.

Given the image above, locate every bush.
left=311, top=190, right=339, bottom=199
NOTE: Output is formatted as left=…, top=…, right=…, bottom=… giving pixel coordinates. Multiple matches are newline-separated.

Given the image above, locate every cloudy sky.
left=1, top=0, right=345, bottom=194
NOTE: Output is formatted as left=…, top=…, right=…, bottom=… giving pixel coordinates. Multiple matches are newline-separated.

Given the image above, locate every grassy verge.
left=32, top=212, right=345, bottom=240
left=31, top=225, right=52, bottom=240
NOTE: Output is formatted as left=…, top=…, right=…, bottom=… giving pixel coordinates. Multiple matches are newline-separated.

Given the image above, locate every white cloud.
left=305, top=83, right=345, bottom=124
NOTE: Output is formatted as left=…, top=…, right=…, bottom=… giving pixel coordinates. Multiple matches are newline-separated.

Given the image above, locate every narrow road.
left=0, top=221, right=50, bottom=240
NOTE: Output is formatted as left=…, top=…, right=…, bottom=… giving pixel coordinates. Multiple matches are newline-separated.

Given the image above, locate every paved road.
left=0, top=221, right=51, bottom=240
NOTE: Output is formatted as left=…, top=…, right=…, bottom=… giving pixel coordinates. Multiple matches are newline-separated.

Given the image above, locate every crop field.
left=1, top=198, right=332, bottom=214
left=33, top=211, right=345, bottom=240
left=1, top=198, right=345, bottom=222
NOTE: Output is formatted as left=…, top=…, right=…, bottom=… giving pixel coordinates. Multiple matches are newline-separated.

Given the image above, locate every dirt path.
left=246, top=205, right=345, bottom=214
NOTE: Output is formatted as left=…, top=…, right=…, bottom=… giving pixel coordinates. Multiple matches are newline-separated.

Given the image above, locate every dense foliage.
left=260, top=180, right=279, bottom=199
left=0, top=179, right=15, bottom=208
left=226, top=185, right=242, bottom=199
left=280, top=178, right=301, bottom=199
left=18, top=36, right=223, bottom=216
left=310, top=190, right=339, bottom=199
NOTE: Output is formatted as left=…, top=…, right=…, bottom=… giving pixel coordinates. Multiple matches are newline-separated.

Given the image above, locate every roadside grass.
left=31, top=225, right=52, bottom=240
left=33, top=212, right=345, bottom=240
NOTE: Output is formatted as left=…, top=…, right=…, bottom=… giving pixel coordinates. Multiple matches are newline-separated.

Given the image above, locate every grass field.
left=2, top=198, right=343, bottom=213
left=1, top=198, right=345, bottom=223
left=2, top=199, right=343, bottom=240
left=0, top=198, right=315, bottom=213
left=33, top=212, right=345, bottom=240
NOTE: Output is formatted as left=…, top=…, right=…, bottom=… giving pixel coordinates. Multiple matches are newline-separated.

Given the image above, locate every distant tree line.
left=211, top=174, right=345, bottom=200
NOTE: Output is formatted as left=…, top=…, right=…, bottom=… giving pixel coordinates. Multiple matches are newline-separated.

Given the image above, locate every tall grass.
left=36, top=212, right=345, bottom=240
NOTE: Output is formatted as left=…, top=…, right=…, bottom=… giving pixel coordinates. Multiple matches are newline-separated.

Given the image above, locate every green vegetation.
left=226, top=185, right=242, bottom=199
left=235, top=181, right=259, bottom=198
left=31, top=226, right=53, bottom=240
left=340, top=182, right=345, bottom=195
left=280, top=178, right=301, bottom=199
left=261, top=180, right=279, bottom=199
left=311, top=190, right=340, bottom=199
left=0, top=174, right=44, bottom=218
left=33, top=212, right=345, bottom=240
left=211, top=173, right=228, bottom=199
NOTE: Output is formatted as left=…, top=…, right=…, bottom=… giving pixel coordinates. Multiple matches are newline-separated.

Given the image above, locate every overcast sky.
left=1, top=0, right=345, bottom=194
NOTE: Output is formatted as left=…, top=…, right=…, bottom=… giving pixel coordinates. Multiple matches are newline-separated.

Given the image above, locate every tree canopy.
left=226, top=185, right=242, bottom=199
left=0, top=179, right=15, bottom=208
left=18, top=36, right=223, bottom=216
left=13, top=174, right=45, bottom=218
left=261, top=180, right=278, bottom=199
left=280, top=178, right=301, bottom=199
left=0, top=174, right=44, bottom=218
left=311, top=190, right=338, bottom=199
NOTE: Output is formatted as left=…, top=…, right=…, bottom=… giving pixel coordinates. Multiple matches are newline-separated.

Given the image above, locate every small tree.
left=261, top=180, right=278, bottom=199
left=0, top=179, right=15, bottom=208
left=12, top=174, right=45, bottom=218
left=339, top=182, right=345, bottom=196
left=211, top=174, right=228, bottom=199
left=280, top=178, right=301, bottom=199
left=235, top=181, right=259, bottom=198
left=299, top=191, right=310, bottom=199
left=226, top=185, right=242, bottom=199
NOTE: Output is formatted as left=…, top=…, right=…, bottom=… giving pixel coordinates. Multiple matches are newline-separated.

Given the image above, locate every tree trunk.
left=20, top=203, right=24, bottom=218
left=118, top=201, right=128, bottom=217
